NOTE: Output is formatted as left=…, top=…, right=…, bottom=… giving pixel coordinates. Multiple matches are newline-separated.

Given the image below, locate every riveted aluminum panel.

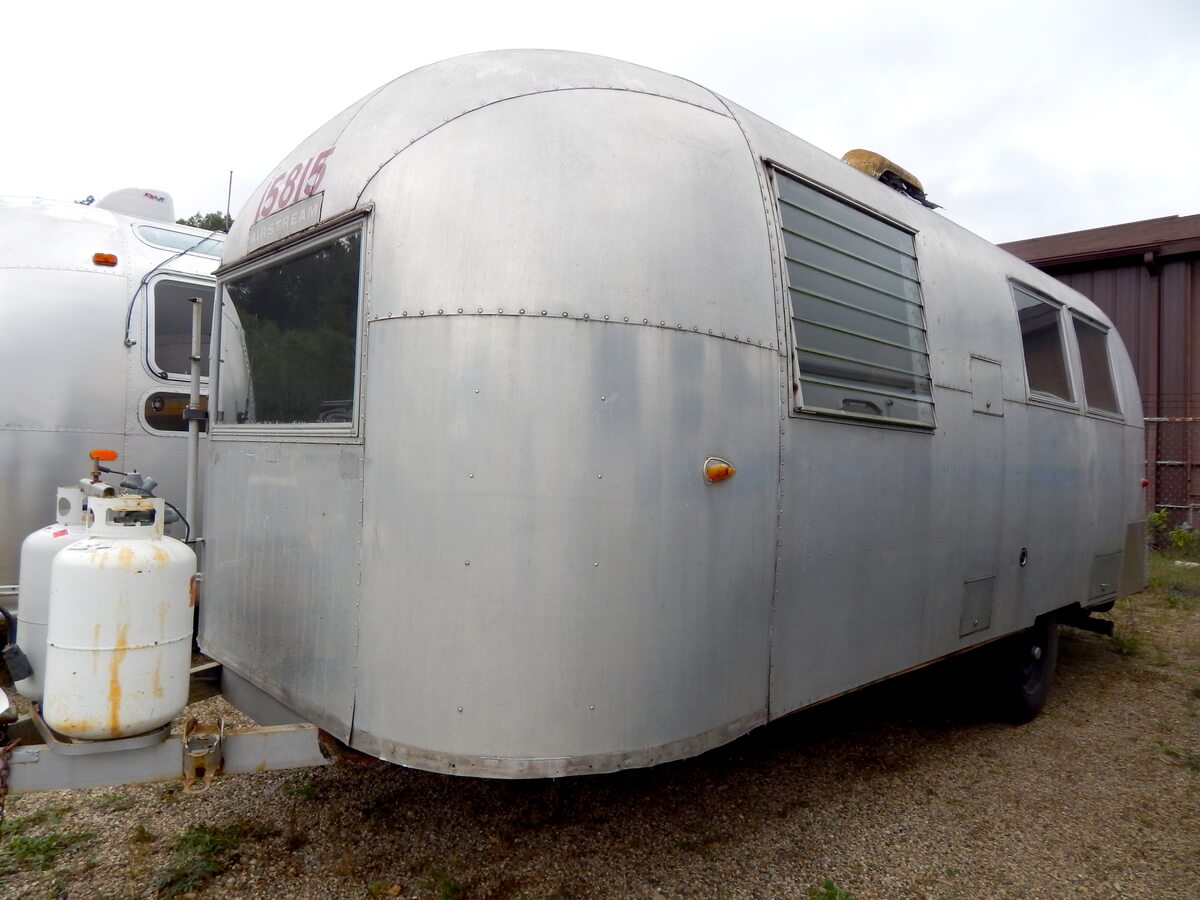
left=223, top=50, right=731, bottom=264
left=352, top=318, right=778, bottom=773
left=198, top=441, right=362, bottom=739
left=357, top=88, right=776, bottom=348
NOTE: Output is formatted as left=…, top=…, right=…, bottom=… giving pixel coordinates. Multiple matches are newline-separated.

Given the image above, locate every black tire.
left=991, top=613, right=1059, bottom=723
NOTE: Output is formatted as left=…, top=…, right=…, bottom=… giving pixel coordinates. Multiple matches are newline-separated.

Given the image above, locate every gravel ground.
left=2, top=560, right=1197, bottom=900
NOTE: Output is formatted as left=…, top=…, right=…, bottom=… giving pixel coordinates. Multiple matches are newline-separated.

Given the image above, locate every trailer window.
left=223, top=230, right=361, bottom=426
left=151, top=280, right=214, bottom=378
left=1072, top=317, right=1120, bottom=415
left=773, top=171, right=934, bottom=427
left=1012, top=285, right=1073, bottom=403
left=135, top=225, right=224, bottom=259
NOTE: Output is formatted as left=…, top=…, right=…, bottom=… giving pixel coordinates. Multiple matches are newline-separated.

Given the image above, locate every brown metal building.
left=1001, top=214, right=1200, bottom=519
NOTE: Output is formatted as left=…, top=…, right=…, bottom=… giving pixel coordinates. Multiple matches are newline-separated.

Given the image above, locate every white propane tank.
left=42, top=496, right=196, bottom=740
left=14, top=487, right=89, bottom=702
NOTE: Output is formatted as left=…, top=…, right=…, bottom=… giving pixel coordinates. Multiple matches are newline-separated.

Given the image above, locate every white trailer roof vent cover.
left=95, top=188, right=176, bottom=223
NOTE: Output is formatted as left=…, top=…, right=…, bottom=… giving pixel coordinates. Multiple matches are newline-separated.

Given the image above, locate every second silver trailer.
left=199, top=50, right=1146, bottom=778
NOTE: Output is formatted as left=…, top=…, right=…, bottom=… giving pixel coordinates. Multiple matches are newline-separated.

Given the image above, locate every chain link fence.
left=1146, top=416, right=1200, bottom=528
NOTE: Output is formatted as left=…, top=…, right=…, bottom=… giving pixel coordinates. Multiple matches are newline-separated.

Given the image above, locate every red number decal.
left=279, top=163, right=304, bottom=208
left=304, top=148, right=335, bottom=196
left=256, top=172, right=286, bottom=223
left=255, top=146, right=335, bottom=222
left=297, top=156, right=315, bottom=199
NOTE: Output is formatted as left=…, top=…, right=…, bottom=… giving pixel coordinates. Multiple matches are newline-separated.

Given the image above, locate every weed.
left=1164, top=591, right=1197, bottom=611
left=130, top=824, right=156, bottom=844
left=809, top=879, right=856, bottom=900
left=153, top=819, right=272, bottom=896
left=95, top=790, right=136, bottom=813
left=1169, top=523, right=1200, bottom=557
left=1111, top=631, right=1141, bottom=656
left=1157, top=742, right=1200, bottom=773
left=421, top=867, right=463, bottom=900
left=1147, top=508, right=1170, bottom=547
left=282, top=774, right=321, bottom=801
left=0, top=829, right=94, bottom=875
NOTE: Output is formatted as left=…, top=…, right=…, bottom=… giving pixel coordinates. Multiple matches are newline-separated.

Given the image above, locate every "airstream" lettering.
left=245, top=193, right=323, bottom=253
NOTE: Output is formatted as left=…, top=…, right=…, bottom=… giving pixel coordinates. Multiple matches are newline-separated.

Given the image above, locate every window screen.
left=1013, top=285, right=1073, bottom=402
left=153, top=280, right=214, bottom=378
left=223, top=230, right=361, bottom=425
left=774, top=171, right=934, bottom=427
left=1073, top=317, right=1120, bottom=414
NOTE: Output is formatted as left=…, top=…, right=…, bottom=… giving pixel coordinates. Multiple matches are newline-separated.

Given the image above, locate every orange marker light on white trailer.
left=703, top=457, right=735, bottom=485
left=92, top=253, right=118, bottom=266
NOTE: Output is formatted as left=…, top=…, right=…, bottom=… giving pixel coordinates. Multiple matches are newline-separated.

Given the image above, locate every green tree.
left=176, top=210, right=231, bottom=232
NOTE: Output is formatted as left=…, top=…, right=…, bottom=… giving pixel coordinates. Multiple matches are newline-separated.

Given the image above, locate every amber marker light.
left=89, top=449, right=119, bottom=462
left=703, top=457, right=736, bottom=485
left=92, top=252, right=118, bottom=266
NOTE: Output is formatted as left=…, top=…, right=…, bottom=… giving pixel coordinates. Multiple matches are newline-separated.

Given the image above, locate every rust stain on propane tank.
left=51, top=717, right=97, bottom=736
left=108, top=622, right=130, bottom=737
left=116, top=545, right=136, bottom=571
left=91, top=623, right=102, bottom=675
left=152, top=660, right=164, bottom=699
left=189, top=575, right=197, bottom=608
left=152, top=545, right=169, bottom=566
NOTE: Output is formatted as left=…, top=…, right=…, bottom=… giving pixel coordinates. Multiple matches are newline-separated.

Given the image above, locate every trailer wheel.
left=992, top=613, right=1059, bottom=722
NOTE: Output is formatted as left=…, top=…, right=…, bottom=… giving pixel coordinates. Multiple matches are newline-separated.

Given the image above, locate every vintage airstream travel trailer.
left=201, top=50, right=1146, bottom=778
left=0, top=191, right=247, bottom=608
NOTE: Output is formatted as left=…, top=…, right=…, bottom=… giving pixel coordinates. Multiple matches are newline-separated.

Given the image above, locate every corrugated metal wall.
left=1049, top=257, right=1200, bottom=518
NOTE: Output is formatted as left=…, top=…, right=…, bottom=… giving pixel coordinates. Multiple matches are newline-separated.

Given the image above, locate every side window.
left=151, top=280, right=215, bottom=378
left=1012, top=284, right=1073, bottom=403
left=144, top=393, right=207, bottom=433
left=773, top=169, right=934, bottom=427
left=221, top=227, right=362, bottom=426
left=1072, top=316, right=1121, bottom=415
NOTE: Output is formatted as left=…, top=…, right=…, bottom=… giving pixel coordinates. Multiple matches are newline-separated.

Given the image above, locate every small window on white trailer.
left=1072, top=316, right=1120, bottom=415
left=1012, top=285, right=1074, bottom=404
left=773, top=170, right=934, bottom=428
left=152, top=280, right=214, bottom=378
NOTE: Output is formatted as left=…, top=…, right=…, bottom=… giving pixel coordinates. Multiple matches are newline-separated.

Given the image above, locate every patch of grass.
left=1111, top=631, right=1142, bottom=656
left=0, top=804, right=71, bottom=836
left=153, top=819, right=275, bottom=897
left=421, top=867, right=463, bottom=900
left=0, top=828, right=94, bottom=875
left=1157, top=741, right=1200, bottom=773
left=809, top=880, right=856, bottom=900
left=1163, top=591, right=1197, bottom=611
left=130, top=824, right=156, bottom=844
left=95, top=790, right=137, bottom=813
left=281, top=774, right=321, bottom=801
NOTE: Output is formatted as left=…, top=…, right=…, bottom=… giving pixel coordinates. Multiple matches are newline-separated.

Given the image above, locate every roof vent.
left=95, top=188, right=176, bottom=223
left=841, top=150, right=939, bottom=209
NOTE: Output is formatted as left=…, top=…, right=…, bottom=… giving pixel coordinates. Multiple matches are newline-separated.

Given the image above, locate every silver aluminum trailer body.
left=0, top=196, right=248, bottom=601
left=202, top=50, right=1146, bottom=777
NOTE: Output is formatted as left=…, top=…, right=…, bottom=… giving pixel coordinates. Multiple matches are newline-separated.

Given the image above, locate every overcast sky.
left=3, top=0, right=1196, bottom=244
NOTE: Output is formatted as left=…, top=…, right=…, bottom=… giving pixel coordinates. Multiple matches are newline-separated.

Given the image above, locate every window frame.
left=209, top=213, right=369, bottom=442
left=144, top=273, right=217, bottom=385
left=1069, top=311, right=1123, bottom=421
left=769, top=163, right=936, bottom=431
left=1009, top=281, right=1078, bottom=411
